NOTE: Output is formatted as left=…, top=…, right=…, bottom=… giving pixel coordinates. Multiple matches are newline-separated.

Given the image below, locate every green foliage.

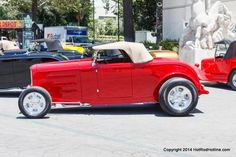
left=159, top=39, right=179, bottom=51
left=0, top=0, right=92, bottom=27
left=1, top=0, right=31, bottom=19
left=0, top=6, right=8, bottom=19
left=51, top=0, right=92, bottom=26
left=102, top=0, right=162, bottom=41
left=96, top=35, right=124, bottom=42
left=142, top=40, right=179, bottom=52
left=37, top=5, right=67, bottom=26
left=142, top=41, right=159, bottom=50
left=97, top=18, right=117, bottom=36
left=104, top=0, right=162, bottom=32
left=133, top=0, right=162, bottom=31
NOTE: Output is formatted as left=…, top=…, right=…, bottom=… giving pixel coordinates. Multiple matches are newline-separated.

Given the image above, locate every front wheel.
left=159, top=77, right=199, bottom=116
left=18, top=87, right=51, bottom=119
left=229, top=70, right=236, bottom=90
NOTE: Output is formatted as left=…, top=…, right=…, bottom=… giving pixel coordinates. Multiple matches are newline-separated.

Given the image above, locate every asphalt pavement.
left=0, top=83, right=235, bottom=157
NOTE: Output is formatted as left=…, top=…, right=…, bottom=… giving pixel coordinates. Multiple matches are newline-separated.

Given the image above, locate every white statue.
left=179, top=0, right=236, bottom=66
left=179, top=0, right=235, bottom=50
left=206, top=0, right=211, bottom=11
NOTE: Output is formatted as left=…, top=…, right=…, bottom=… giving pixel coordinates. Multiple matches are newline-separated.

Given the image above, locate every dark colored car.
left=26, top=39, right=85, bottom=60
left=0, top=39, right=93, bottom=89
left=0, top=51, right=67, bottom=89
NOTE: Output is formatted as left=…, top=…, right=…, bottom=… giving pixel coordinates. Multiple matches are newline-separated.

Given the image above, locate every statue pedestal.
left=179, top=47, right=215, bottom=67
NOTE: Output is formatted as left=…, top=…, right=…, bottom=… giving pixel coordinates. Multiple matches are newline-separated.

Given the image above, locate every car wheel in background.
left=18, top=87, right=51, bottom=119
left=159, top=77, right=199, bottom=116
left=229, top=70, right=236, bottom=90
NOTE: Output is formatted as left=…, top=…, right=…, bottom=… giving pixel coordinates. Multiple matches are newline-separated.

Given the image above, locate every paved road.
left=0, top=83, right=235, bottom=157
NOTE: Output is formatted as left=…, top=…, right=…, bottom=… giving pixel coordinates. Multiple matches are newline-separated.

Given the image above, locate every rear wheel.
left=229, top=70, right=236, bottom=90
left=18, top=87, right=51, bottom=119
left=159, top=77, right=199, bottom=116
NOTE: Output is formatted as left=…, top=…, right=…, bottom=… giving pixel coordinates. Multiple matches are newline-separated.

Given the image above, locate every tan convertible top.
left=93, top=42, right=153, bottom=63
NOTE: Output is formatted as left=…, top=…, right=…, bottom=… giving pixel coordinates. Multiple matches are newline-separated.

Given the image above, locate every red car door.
left=97, top=63, right=132, bottom=98
left=213, top=58, right=231, bottom=81
left=96, top=49, right=133, bottom=98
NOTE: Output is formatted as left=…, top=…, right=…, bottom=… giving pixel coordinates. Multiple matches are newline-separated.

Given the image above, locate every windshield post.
left=92, top=51, right=98, bottom=67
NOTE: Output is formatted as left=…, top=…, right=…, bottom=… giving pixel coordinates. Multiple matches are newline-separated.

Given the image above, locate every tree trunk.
left=32, top=0, right=38, bottom=22
left=123, top=0, right=135, bottom=42
left=76, top=11, right=84, bottom=26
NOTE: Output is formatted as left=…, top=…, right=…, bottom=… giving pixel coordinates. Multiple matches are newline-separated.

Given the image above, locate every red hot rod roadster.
left=18, top=42, right=208, bottom=118
left=198, top=40, right=236, bottom=90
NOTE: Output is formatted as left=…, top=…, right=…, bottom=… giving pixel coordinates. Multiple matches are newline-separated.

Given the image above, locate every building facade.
left=163, top=0, right=236, bottom=40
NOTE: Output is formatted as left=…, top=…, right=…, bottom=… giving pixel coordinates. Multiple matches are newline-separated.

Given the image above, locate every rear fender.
left=154, top=73, right=206, bottom=101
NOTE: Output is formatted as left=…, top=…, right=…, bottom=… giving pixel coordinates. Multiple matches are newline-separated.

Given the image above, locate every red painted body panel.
left=201, top=58, right=236, bottom=83
left=31, top=58, right=207, bottom=105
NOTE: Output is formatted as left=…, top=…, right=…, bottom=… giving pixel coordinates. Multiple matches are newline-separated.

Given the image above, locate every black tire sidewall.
left=159, top=78, right=198, bottom=116
left=18, top=87, right=51, bottom=119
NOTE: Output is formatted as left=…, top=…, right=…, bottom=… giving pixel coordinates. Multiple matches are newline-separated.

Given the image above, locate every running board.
left=52, top=103, right=91, bottom=109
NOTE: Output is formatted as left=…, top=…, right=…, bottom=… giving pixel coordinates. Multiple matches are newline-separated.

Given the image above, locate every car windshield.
left=29, top=42, right=48, bottom=51
left=215, top=43, right=229, bottom=57
left=73, top=37, right=91, bottom=43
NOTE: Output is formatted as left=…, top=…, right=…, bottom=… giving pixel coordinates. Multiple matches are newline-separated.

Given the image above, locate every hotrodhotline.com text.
left=163, top=148, right=231, bottom=153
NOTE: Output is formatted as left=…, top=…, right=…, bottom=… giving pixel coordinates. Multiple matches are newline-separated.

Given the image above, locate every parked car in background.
left=18, top=42, right=208, bottom=118
left=0, top=39, right=93, bottom=89
left=0, top=37, right=19, bottom=50
left=61, top=43, right=85, bottom=54
left=197, top=40, right=236, bottom=90
left=0, top=50, right=68, bottom=89
left=30, top=39, right=85, bottom=60
left=0, top=36, right=8, bottom=41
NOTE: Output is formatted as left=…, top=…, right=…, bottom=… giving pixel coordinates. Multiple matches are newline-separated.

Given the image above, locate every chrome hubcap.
left=167, top=86, right=192, bottom=111
left=232, top=74, right=236, bottom=87
left=23, top=92, right=46, bottom=116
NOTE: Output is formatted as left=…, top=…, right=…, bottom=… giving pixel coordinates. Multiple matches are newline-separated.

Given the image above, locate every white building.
left=163, top=0, right=236, bottom=40
left=95, top=0, right=116, bottom=19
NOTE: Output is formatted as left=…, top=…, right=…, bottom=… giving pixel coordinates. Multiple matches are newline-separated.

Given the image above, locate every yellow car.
left=62, top=43, right=85, bottom=54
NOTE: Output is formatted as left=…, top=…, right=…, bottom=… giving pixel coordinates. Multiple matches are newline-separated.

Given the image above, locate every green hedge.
left=95, top=35, right=124, bottom=42
left=142, top=40, right=179, bottom=52
left=159, top=40, right=179, bottom=52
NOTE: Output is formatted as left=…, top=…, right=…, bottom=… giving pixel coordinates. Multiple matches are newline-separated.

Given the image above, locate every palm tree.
left=123, top=0, right=135, bottom=42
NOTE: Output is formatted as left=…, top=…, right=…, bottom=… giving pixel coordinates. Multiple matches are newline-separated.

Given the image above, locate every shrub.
left=142, top=40, right=179, bottom=52
left=142, top=41, right=159, bottom=50
left=159, top=39, right=179, bottom=52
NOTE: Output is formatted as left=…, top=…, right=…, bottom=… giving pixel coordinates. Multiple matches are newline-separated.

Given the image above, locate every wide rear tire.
left=18, top=87, right=51, bottom=119
left=229, top=70, right=236, bottom=91
left=159, top=77, right=199, bottom=116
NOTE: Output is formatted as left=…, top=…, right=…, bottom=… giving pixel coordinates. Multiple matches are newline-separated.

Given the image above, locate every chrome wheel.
left=167, top=86, right=193, bottom=111
left=232, top=74, right=236, bottom=88
left=22, top=92, right=46, bottom=117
